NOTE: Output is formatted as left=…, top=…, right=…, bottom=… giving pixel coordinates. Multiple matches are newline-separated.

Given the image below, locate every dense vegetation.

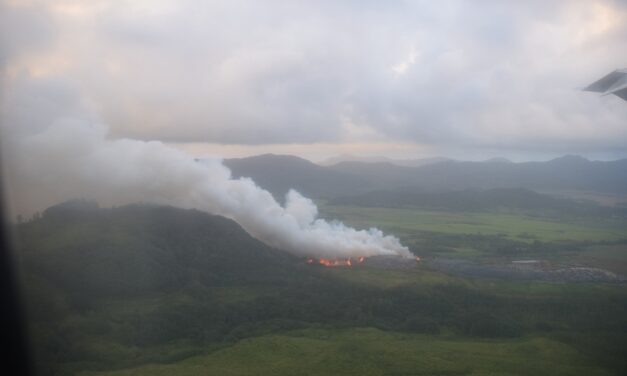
left=15, top=202, right=627, bottom=375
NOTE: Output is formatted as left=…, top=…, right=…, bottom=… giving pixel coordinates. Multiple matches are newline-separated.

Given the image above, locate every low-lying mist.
left=2, top=119, right=411, bottom=259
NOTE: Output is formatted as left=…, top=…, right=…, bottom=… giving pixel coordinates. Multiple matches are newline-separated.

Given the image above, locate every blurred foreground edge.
left=0, top=155, right=34, bottom=375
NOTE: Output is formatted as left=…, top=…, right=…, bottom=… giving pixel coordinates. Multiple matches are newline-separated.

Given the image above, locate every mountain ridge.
left=222, top=154, right=627, bottom=199
left=223, top=153, right=373, bottom=200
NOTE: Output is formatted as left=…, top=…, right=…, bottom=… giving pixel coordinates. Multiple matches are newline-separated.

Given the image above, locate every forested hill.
left=15, top=202, right=314, bottom=374
left=223, top=154, right=627, bottom=200
left=17, top=201, right=300, bottom=299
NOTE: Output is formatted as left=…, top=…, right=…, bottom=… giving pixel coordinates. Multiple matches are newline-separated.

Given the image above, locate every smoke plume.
left=2, top=117, right=411, bottom=259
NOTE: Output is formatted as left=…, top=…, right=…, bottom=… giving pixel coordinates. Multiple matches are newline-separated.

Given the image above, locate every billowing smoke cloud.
left=2, top=117, right=411, bottom=259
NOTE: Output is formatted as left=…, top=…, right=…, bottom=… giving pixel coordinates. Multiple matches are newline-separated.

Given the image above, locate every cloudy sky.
left=2, top=0, right=627, bottom=162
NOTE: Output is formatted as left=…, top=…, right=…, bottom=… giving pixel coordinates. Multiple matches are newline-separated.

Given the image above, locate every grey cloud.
left=1, top=0, right=627, bottom=153
left=0, top=2, right=55, bottom=69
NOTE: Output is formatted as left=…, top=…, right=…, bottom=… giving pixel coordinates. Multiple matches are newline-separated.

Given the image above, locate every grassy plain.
left=322, top=265, right=626, bottom=298
left=320, top=203, right=627, bottom=272
left=83, top=327, right=612, bottom=376
left=319, top=205, right=627, bottom=243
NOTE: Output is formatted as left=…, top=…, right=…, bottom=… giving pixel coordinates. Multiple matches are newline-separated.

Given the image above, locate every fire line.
left=306, top=257, right=366, bottom=267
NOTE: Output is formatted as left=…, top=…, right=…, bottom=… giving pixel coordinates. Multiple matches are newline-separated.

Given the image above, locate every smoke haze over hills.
left=2, top=120, right=410, bottom=259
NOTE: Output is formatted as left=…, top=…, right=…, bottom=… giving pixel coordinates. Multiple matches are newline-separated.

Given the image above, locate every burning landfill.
left=306, top=256, right=366, bottom=267
left=306, top=255, right=421, bottom=269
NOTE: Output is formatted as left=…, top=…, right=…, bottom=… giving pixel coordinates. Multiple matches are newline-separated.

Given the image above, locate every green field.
left=83, top=328, right=612, bottom=376
left=319, top=204, right=627, bottom=270
left=321, top=264, right=627, bottom=299
left=320, top=205, right=627, bottom=243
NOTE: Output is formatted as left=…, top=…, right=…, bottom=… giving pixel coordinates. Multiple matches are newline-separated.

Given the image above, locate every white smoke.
left=2, top=118, right=411, bottom=259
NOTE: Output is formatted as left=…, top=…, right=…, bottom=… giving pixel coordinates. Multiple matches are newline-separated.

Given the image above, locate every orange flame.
left=307, top=257, right=367, bottom=267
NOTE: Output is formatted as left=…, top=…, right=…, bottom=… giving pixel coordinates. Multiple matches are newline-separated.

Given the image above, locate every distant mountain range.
left=223, top=154, right=627, bottom=201
left=223, top=154, right=370, bottom=200
left=319, top=154, right=450, bottom=167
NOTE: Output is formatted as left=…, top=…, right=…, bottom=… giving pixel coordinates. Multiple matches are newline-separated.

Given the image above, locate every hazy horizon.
left=185, top=149, right=627, bottom=164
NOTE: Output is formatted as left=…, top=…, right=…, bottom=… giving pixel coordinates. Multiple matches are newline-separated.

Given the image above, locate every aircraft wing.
left=584, top=69, right=627, bottom=101
left=612, top=87, right=627, bottom=101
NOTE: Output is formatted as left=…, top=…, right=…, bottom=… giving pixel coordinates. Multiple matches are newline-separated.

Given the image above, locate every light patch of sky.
left=392, top=47, right=419, bottom=75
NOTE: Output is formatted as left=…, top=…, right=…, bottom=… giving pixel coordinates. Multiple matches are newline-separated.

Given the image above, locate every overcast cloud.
left=1, top=0, right=627, bottom=159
